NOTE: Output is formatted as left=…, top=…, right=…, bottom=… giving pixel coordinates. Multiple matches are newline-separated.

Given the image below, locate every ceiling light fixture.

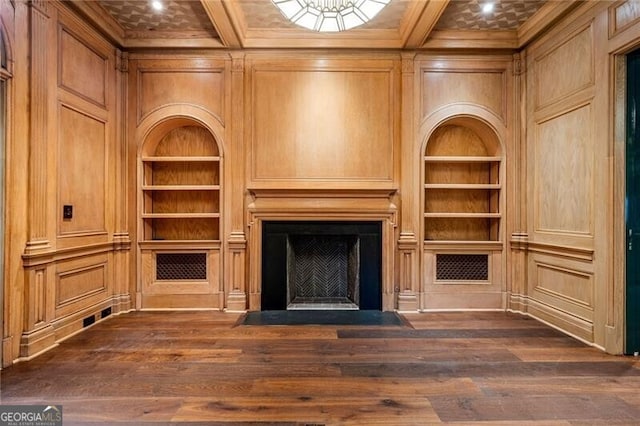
left=271, top=0, right=391, bottom=32
left=151, top=0, right=164, bottom=12
left=481, top=2, right=494, bottom=14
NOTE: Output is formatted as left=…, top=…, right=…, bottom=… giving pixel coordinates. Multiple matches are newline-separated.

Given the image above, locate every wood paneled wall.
left=519, top=0, right=640, bottom=353
left=2, top=1, right=130, bottom=365
left=245, top=55, right=400, bottom=189
left=3, top=0, right=640, bottom=365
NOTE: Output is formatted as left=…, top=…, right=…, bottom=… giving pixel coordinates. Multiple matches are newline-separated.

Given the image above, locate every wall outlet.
left=63, top=205, right=73, bottom=219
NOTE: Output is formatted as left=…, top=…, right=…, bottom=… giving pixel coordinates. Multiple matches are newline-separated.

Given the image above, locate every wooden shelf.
left=424, top=184, right=501, bottom=189
left=424, top=212, right=501, bottom=218
left=142, top=156, right=220, bottom=162
left=142, top=213, right=220, bottom=219
left=142, top=185, right=220, bottom=191
left=139, top=240, right=221, bottom=250
left=424, top=156, right=501, bottom=162
left=423, top=240, right=504, bottom=250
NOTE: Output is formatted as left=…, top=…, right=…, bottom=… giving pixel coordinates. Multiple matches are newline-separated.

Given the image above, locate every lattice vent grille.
left=436, top=254, right=488, bottom=281
left=156, top=253, right=207, bottom=280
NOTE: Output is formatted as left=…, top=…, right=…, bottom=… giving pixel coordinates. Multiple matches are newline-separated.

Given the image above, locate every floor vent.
left=101, top=307, right=112, bottom=318
left=83, top=315, right=96, bottom=328
left=436, top=254, right=489, bottom=281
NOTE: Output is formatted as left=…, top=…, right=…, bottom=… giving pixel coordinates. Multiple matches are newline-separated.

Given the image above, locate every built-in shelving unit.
left=141, top=127, right=220, bottom=242
left=423, top=126, right=501, bottom=242
left=138, top=122, right=223, bottom=310
left=421, top=118, right=504, bottom=307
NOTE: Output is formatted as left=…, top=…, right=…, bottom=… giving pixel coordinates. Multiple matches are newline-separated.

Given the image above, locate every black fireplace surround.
left=261, top=221, right=382, bottom=310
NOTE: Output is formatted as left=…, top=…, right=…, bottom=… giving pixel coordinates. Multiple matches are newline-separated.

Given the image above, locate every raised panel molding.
left=56, top=262, right=107, bottom=306
left=534, top=261, right=594, bottom=310
left=248, top=58, right=399, bottom=186
left=137, top=67, right=225, bottom=124
left=609, top=0, right=640, bottom=37
left=421, top=69, right=506, bottom=122
left=534, top=103, right=594, bottom=236
left=534, top=23, right=594, bottom=110
left=58, top=104, right=106, bottom=237
left=58, top=26, right=107, bottom=108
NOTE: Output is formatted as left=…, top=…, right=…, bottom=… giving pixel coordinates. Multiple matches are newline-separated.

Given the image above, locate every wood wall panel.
left=58, top=105, right=106, bottom=236
left=535, top=104, right=593, bottom=236
left=421, top=71, right=505, bottom=120
left=57, top=262, right=107, bottom=306
left=250, top=66, right=395, bottom=183
left=59, top=27, right=107, bottom=107
left=534, top=262, right=593, bottom=309
left=611, top=0, right=640, bottom=36
left=138, top=70, right=224, bottom=122
left=535, top=24, right=594, bottom=109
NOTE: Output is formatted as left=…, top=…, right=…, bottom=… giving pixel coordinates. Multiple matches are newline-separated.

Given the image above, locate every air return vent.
left=156, top=253, right=207, bottom=281
left=436, top=254, right=488, bottom=281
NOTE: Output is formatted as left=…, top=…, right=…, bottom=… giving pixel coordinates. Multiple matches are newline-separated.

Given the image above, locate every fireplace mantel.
left=246, top=187, right=398, bottom=311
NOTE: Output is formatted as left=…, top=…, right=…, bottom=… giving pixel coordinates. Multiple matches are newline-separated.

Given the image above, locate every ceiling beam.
left=64, top=0, right=125, bottom=47
left=200, top=0, right=242, bottom=48
left=404, top=0, right=450, bottom=48
left=518, top=0, right=583, bottom=48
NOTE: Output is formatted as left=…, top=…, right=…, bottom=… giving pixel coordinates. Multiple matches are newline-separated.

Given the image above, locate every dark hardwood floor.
left=1, top=311, right=640, bottom=425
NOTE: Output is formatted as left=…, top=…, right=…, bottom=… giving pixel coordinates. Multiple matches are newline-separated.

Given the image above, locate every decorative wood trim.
left=527, top=242, right=594, bottom=261
left=248, top=188, right=397, bottom=199
left=422, top=30, right=518, bottom=50
left=123, top=32, right=225, bottom=50
left=22, top=241, right=130, bottom=267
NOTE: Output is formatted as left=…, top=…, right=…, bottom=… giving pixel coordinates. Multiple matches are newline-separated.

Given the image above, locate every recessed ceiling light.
left=151, top=0, right=164, bottom=12
left=482, top=2, right=495, bottom=14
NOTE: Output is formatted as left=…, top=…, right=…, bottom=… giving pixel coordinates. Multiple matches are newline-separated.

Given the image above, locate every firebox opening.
left=286, top=234, right=360, bottom=310
left=261, top=221, right=382, bottom=311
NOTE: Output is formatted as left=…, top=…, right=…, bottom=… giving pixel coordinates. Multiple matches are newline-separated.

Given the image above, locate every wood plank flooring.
left=1, top=311, right=640, bottom=425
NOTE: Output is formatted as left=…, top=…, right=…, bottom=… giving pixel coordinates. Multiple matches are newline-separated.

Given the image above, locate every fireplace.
left=261, top=221, right=382, bottom=310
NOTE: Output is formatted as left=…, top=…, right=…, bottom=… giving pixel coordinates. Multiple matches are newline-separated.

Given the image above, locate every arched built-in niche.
left=421, top=115, right=505, bottom=310
left=423, top=117, right=502, bottom=242
left=140, top=120, right=221, bottom=241
left=138, top=117, right=223, bottom=310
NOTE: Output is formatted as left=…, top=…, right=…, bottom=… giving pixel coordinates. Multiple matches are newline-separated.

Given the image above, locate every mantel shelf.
left=142, top=213, right=220, bottom=219
left=424, top=212, right=501, bottom=218
left=142, top=185, right=220, bottom=191
left=424, top=156, right=501, bottom=162
left=142, top=156, right=220, bottom=162
left=424, top=184, right=501, bottom=189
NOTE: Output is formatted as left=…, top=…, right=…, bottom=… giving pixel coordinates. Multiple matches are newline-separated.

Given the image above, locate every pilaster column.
left=508, top=51, right=529, bottom=313
left=225, top=52, right=247, bottom=311
left=20, top=0, right=57, bottom=360
left=113, top=49, right=132, bottom=313
left=24, top=0, right=52, bottom=254
left=397, top=52, right=419, bottom=312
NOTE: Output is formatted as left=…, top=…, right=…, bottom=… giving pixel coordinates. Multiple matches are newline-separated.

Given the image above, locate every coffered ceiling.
left=69, top=0, right=581, bottom=50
